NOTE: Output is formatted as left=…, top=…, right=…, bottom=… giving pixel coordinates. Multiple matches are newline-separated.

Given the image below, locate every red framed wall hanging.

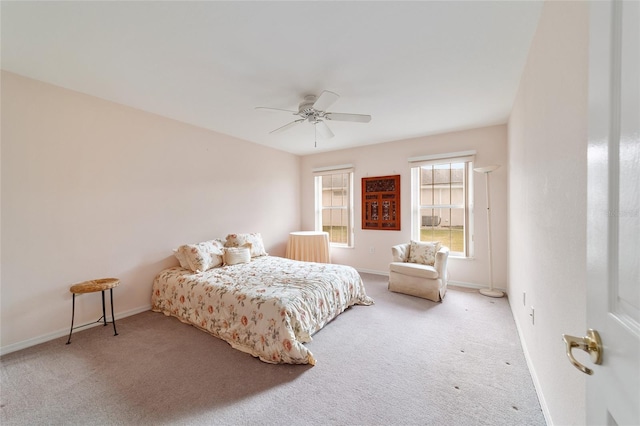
left=362, top=174, right=401, bottom=230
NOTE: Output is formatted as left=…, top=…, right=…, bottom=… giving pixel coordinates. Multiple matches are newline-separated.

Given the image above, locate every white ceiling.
left=1, top=1, right=543, bottom=156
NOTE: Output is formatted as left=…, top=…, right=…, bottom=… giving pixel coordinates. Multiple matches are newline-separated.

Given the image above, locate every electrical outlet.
left=523, top=292, right=526, bottom=306
left=530, top=306, right=535, bottom=325
left=369, top=246, right=375, bottom=254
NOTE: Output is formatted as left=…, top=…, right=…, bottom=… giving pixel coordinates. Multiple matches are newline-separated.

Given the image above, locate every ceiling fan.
left=256, top=90, right=371, bottom=143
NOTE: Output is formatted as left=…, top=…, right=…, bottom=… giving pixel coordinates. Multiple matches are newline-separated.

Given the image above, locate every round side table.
left=66, top=278, right=120, bottom=344
left=285, top=231, right=331, bottom=263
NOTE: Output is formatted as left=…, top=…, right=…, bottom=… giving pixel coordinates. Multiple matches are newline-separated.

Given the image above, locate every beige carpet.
left=1, top=273, right=545, bottom=425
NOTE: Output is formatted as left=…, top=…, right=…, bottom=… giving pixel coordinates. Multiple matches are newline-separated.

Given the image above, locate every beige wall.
left=301, top=124, right=508, bottom=289
left=0, top=72, right=301, bottom=353
left=508, top=1, right=589, bottom=425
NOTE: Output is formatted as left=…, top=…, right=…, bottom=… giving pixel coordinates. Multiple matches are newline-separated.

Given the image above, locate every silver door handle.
left=562, top=329, right=603, bottom=375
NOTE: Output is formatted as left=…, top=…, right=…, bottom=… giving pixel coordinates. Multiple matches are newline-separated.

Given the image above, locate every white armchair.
left=388, top=243, right=450, bottom=302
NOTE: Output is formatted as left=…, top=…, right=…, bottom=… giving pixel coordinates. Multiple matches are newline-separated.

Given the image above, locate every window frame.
left=314, top=168, right=354, bottom=248
left=410, top=154, right=474, bottom=258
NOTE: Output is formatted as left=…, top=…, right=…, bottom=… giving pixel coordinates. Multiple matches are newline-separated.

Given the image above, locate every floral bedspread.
left=151, top=256, right=374, bottom=365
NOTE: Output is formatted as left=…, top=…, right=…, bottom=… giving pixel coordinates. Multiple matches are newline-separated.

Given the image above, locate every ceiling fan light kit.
left=256, top=90, right=372, bottom=146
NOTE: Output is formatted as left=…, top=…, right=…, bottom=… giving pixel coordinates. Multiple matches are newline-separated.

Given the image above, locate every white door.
left=584, top=0, right=639, bottom=424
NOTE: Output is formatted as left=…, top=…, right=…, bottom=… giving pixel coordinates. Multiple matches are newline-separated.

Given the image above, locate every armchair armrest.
left=391, top=243, right=410, bottom=262
left=434, top=246, right=450, bottom=282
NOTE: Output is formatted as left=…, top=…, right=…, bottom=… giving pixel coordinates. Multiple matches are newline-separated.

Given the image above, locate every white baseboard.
left=448, top=280, right=507, bottom=294
left=355, top=270, right=508, bottom=296
left=512, top=306, right=553, bottom=425
left=0, top=305, right=151, bottom=356
left=448, top=279, right=483, bottom=289
left=356, top=268, right=388, bottom=276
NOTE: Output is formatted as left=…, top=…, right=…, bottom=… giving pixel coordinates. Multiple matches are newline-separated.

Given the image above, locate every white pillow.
left=408, top=240, right=441, bottom=266
left=223, top=246, right=251, bottom=266
left=225, top=233, right=268, bottom=257
left=176, top=240, right=224, bottom=272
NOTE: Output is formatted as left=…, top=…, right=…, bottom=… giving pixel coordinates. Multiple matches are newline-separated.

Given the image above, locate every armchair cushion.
left=389, top=262, right=439, bottom=279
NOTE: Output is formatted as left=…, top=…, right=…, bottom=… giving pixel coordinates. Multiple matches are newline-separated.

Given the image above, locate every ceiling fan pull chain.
left=314, top=123, right=317, bottom=148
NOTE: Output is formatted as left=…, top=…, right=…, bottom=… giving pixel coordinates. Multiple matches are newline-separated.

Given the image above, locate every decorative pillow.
left=408, top=240, right=441, bottom=266
left=223, top=245, right=252, bottom=266
left=225, top=233, right=268, bottom=257
left=176, top=239, right=224, bottom=273
left=173, top=248, right=190, bottom=269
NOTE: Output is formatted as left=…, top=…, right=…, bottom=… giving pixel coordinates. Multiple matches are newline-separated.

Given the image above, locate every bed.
left=151, top=255, right=374, bottom=365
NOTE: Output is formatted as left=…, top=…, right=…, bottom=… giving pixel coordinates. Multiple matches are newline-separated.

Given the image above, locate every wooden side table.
left=66, top=278, right=119, bottom=344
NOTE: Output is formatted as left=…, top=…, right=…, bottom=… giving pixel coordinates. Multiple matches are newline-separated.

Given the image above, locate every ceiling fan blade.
left=325, top=112, right=372, bottom=123
left=312, top=90, right=339, bottom=112
left=315, top=120, right=334, bottom=139
left=270, top=119, right=304, bottom=134
left=255, top=106, right=298, bottom=114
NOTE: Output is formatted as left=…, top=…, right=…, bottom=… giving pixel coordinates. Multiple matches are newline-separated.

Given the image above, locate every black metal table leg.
left=101, top=290, right=107, bottom=326
left=110, top=288, right=118, bottom=336
left=66, top=293, right=76, bottom=344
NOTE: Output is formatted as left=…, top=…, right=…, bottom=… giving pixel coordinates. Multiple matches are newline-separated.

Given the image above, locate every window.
left=314, top=169, right=353, bottom=247
left=410, top=155, right=474, bottom=257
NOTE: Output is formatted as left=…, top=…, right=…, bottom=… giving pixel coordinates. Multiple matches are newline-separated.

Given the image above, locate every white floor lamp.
left=474, top=165, right=504, bottom=298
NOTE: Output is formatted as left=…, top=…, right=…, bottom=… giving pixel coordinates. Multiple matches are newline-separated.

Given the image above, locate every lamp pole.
left=474, top=165, right=504, bottom=298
